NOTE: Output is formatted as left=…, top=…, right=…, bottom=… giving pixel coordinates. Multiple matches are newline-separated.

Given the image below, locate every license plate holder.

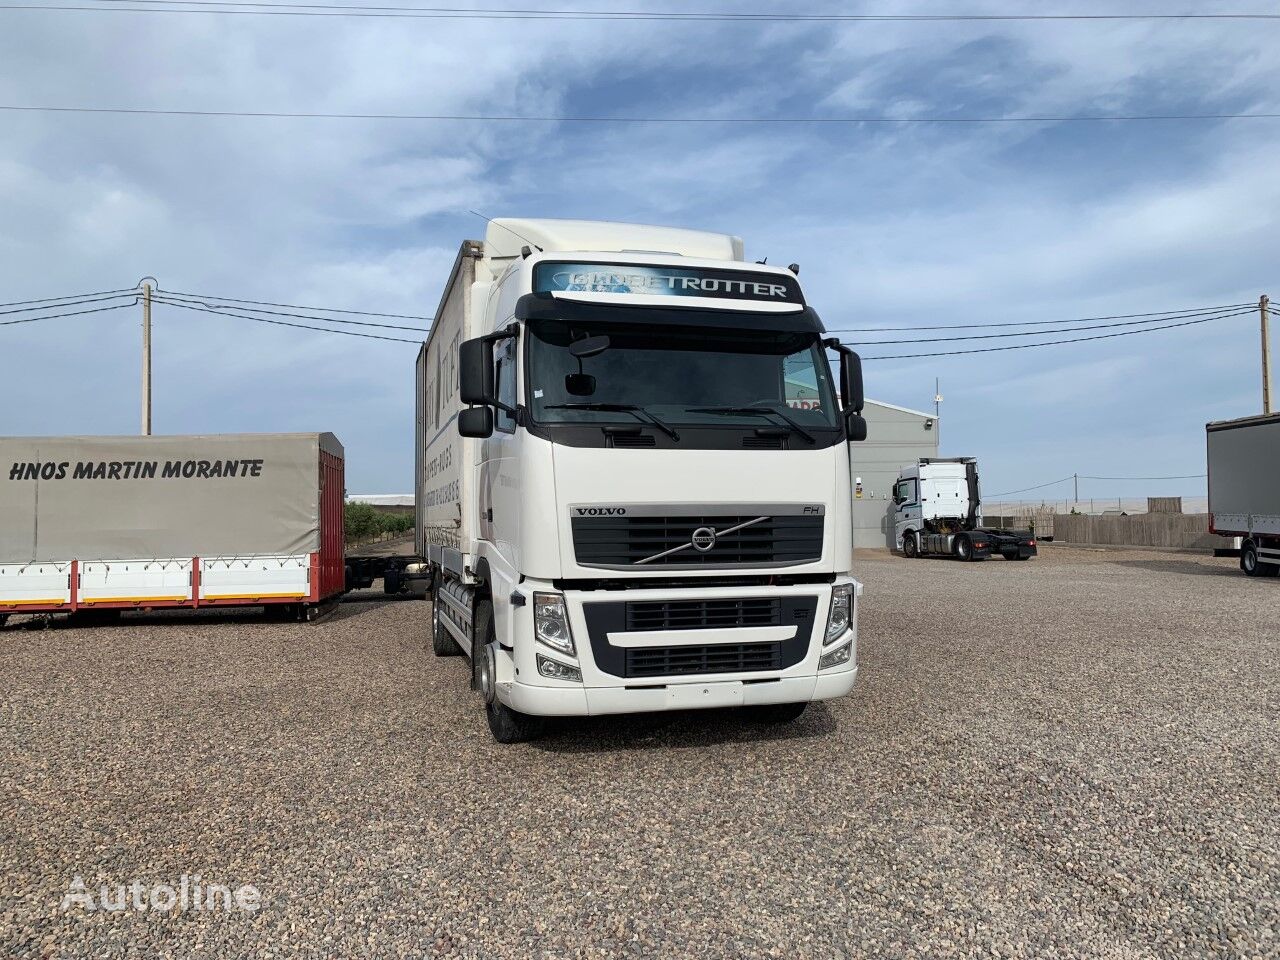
left=665, top=680, right=744, bottom=710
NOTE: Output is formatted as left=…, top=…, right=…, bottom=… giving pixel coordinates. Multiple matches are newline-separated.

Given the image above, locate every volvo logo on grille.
left=690, top=526, right=717, bottom=552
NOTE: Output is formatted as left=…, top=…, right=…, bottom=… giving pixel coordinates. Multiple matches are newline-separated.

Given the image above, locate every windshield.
left=527, top=320, right=840, bottom=428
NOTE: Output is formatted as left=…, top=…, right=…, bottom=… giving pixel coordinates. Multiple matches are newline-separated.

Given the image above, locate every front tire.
left=902, top=532, right=919, bottom=558
left=473, top=598, right=543, bottom=743
left=743, top=702, right=808, bottom=724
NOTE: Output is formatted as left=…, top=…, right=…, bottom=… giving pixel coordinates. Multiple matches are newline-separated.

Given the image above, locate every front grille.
left=625, top=597, right=782, bottom=632
left=625, top=642, right=782, bottom=678
left=742, top=436, right=785, bottom=449
left=572, top=514, right=824, bottom=567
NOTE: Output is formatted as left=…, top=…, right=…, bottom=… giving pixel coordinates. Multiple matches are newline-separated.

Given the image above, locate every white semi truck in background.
left=1207, top=412, right=1280, bottom=577
left=892, top=457, right=1037, bottom=561
left=415, top=218, right=868, bottom=742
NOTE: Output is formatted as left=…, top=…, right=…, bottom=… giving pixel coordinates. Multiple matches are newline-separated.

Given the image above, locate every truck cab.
left=893, top=457, right=1036, bottom=562
left=417, top=219, right=869, bottom=741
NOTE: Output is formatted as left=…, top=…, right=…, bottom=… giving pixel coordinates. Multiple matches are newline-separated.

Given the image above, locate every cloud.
left=0, top=1, right=1277, bottom=494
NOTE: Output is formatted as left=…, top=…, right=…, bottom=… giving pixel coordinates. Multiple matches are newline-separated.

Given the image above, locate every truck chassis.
left=903, top=526, right=1037, bottom=561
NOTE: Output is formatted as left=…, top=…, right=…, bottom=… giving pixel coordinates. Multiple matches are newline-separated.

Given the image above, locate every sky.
left=1, top=1, right=1277, bottom=502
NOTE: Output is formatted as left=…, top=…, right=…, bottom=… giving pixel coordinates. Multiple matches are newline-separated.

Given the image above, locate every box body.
left=0, top=432, right=345, bottom=612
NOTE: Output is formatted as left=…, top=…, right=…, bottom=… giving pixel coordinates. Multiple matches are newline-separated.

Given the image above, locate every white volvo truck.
left=415, top=219, right=868, bottom=742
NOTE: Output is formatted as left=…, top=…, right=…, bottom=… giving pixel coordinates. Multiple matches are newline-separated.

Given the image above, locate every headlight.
left=825, top=583, right=853, bottom=644
left=533, top=592, right=575, bottom=656
left=537, top=653, right=582, bottom=683
left=819, top=640, right=853, bottom=670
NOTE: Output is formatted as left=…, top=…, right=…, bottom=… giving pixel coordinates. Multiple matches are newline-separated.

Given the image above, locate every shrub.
left=345, top=503, right=416, bottom=542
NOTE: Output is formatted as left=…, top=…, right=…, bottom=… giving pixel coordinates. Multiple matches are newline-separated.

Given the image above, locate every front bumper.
left=505, top=667, right=857, bottom=717
left=496, top=578, right=861, bottom=717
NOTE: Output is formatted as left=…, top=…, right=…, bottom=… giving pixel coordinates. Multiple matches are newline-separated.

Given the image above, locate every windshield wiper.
left=544, top=403, right=681, bottom=441
left=685, top=405, right=816, bottom=444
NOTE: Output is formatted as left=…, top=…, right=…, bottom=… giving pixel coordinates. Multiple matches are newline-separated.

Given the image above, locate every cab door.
left=477, top=330, right=522, bottom=599
left=893, top=477, right=921, bottom=548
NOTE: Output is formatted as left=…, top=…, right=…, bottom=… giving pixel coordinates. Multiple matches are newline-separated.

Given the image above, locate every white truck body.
left=1207, top=413, right=1280, bottom=575
left=415, top=219, right=866, bottom=739
left=893, top=457, right=1036, bottom=562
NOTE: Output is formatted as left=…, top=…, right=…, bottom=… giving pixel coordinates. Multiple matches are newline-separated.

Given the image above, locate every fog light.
left=537, top=653, right=582, bottom=682
left=819, top=640, right=852, bottom=670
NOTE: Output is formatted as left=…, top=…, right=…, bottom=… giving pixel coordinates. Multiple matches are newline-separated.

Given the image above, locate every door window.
left=494, top=338, right=517, bottom=434
left=895, top=479, right=918, bottom=505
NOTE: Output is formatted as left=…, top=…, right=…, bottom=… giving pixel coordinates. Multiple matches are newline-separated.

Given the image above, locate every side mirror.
left=841, top=350, right=864, bottom=415
left=565, top=373, right=597, bottom=396
left=459, top=338, right=494, bottom=405
left=845, top=410, right=868, bottom=442
left=458, top=406, right=493, bottom=438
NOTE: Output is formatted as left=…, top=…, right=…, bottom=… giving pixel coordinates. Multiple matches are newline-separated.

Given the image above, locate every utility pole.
left=1262, top=294, right=1272, bottom=416
left=141, top=281, right=152, bottom=436
left=934, top=378, right=943, bottom=449
left=1073, top=473, right=1078, bottom=504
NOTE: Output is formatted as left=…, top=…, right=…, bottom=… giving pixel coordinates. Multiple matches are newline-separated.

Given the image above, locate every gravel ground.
left=1, top=545, right=1277, bottom=959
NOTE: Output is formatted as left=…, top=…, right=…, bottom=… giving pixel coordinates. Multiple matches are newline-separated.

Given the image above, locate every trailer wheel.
left=431, top=586, right=461, bottom=656
left=954, top=534, right=974, bottom=562
left=473, top=598, right=543, bottom=743
left=1241, top=541, right=1279, bottom=577
left=902, top=532, right=919, bottom=558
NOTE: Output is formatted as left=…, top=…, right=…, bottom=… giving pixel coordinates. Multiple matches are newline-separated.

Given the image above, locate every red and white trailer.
left=0, top=433, right=345, bottom=620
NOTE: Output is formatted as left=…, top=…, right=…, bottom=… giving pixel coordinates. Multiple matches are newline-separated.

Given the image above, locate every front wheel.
left=742, top=702, right=807, bottom=724
left=902, top=532, right=919, bottom=558
left=474, top=599, right=544, bottom=743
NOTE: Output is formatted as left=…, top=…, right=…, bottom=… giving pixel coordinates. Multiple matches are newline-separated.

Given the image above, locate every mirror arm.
left=482, top=322, right=520, bottom=344
left=823, top=337, right=864, bottom=414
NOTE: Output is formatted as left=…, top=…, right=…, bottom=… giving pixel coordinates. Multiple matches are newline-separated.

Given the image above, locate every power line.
left=9, top=2, right=1280, bottom=21
left=861, top=306, right=1255, bottom=359
left=162, top=288, right=433, bottom=322
left=151, top=296, right=422, bottom=342
left=847, top=305, right=1248, bottom=345
left=824, top=302, right=1251, bottom=333
left=986, top=472, right=1207, bottom=497
left=985, top=476, right=1075, bottom=498
left=0, top=291, right=137, bottom=316
left=0, top=287, right=136, bottom=310
left=3, top=103, right=1279, bottom=124
left=1080, top=474, right=1206, bottom=480
left=159, top=290, right=430, bottom=331
left=0, top=301, right=136, bottom=327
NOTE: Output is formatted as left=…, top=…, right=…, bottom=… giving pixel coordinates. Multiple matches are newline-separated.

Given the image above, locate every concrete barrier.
left=1052, top=513, right=1230, bottom=550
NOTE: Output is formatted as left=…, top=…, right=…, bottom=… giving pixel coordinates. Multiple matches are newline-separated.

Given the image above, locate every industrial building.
left=851, top=400, right=940, bottom=549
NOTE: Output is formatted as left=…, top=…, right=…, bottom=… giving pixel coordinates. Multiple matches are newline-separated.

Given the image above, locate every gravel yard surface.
left=1, top=545, right=1277, bottom=959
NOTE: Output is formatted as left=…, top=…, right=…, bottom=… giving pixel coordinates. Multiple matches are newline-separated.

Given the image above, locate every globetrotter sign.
left=534, top=261, right=804, bottom=305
